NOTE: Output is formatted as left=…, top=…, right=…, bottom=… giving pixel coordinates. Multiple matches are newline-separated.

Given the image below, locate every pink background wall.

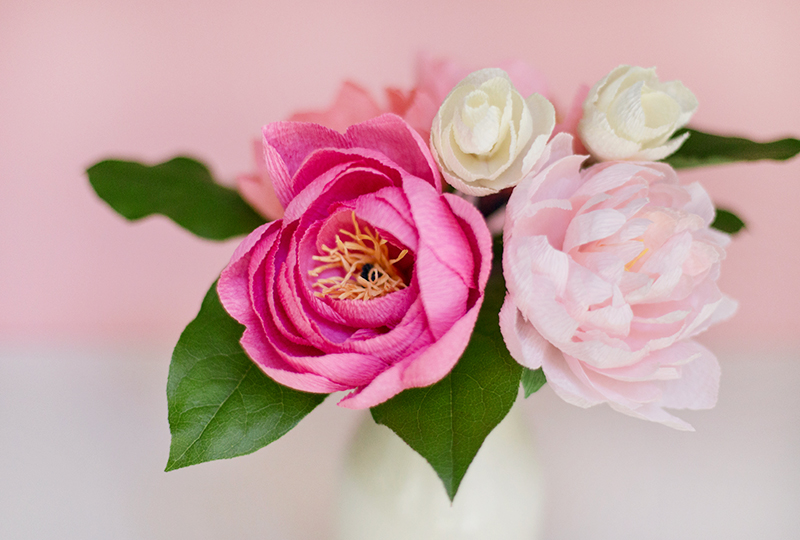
left=2, top=0, right=799, bottom=348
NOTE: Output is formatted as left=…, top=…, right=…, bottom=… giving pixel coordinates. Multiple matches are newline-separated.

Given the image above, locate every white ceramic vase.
left=335, top=405, right=544, bottom=540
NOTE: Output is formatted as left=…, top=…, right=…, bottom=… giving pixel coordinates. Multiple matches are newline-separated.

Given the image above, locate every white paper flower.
left=578, top=65, right=698, bottom=161
left=430, top=68, right=555, bottom=196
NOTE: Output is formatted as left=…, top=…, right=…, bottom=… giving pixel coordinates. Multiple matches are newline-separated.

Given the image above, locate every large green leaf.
left=665, top=128, right=800, bottom=169
left=87, top=157, right=266, bottom=240
left=166, top=282, right=326, bottom=471
left=370, top=239, right=523, bottom=501
left=371, top=330, right=521, bottom=501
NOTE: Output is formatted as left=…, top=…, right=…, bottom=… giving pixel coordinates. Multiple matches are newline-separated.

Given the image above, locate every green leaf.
left=521, top=367, right=546, bottom=398
left=87, top=157, right=266, bottom=240
left=711, top=208, right=747, bottom=235
left=371, top=332, right=521, bottom=501
left=166, top=282, right=326, bottom=471
left=477, top=236, right=512, bottom=343
left=370, top=239, right=522, bottom=501
left=664, top=128, right=800, bottom=169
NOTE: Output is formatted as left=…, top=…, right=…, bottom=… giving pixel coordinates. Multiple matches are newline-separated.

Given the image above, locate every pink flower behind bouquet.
left=500, top=136, right=736, bottom=429
left=236, top=139, right=285, bottom=221
left=239, top=55, right=550, bottom=218
left=219, top=114, right=492, bottom=409
left=289, top=54, right=549, bottom=141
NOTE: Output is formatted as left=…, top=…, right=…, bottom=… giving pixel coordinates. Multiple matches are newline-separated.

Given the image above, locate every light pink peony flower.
left=500, top=136, right=736, bottom=429
left=219, top=114, right=492, bottom=409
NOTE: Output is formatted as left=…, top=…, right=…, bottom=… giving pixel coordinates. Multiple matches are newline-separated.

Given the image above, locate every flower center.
left=308, top=212, right=408, bottom=301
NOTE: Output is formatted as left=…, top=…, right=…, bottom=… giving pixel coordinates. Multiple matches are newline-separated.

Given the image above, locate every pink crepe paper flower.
left=500, top=135, right=736, bottom=429
left=219, top=114, right=492, bottom=409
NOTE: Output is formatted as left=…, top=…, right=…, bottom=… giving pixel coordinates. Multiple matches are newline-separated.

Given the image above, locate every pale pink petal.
left=499, top=300, right=562, bottom=371
left=608, top=402, right=694, bottom=431
left=679, top=183, right=715, bottom=225
left=657, top=340, right=720, bottom=410
left=563, top=208, right=628, bottom=252
left=398, top=90, right=438, bottom=141
left=497, top=58, right=549, bottom=98
left=541, top=350, right=606, bottom=408
left=569, top=355, right=663, bottom=409
left=413, top=53, right=469, bottom=105
left=236, top=139, right=285, bottom=220
left=553, top=85, right=589, bottom=155
left=288, top=81, right=384, bottom=133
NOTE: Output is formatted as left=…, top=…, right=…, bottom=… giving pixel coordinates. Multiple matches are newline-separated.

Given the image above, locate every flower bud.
left=578, top=65, right=698, bottom=161
left=431, top=68, right=555, bottom=196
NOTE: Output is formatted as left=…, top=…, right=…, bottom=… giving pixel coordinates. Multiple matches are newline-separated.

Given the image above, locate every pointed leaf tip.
left=166, top=282, right=326, bottom=471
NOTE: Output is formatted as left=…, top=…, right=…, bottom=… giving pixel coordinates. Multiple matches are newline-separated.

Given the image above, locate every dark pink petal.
left=218, top=221, right=280, bottom=325
left=263, top=122, right=348, bottom=207
left=404, top=176, right=474, bottom=339
left=345, top=114, right=442, bottom=191
left=401, top=297, right=483, bottom=387
left=284, top=159, right=397, bottom=223
left=337, top=295, right=481, bottom=409
left=352, top=187, right=418, bottom=251
left=337, top=301, right=432, bottom=362
left=251, top=355, right=351, bottom=393
left=442, top=193, right=493, bottom=292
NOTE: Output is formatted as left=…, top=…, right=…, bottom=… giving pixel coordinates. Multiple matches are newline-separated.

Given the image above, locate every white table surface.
left=1, top=342, right=798, bottom=539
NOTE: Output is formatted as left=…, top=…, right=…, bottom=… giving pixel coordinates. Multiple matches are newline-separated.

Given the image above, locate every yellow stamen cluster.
left=309, top=212, right=408, bottom=300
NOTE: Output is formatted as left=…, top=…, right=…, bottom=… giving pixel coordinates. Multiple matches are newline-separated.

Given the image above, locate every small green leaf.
left=521, top=368, right=546, bottom=398
left=711, top=208, right=747, bottom=235
left=166, top=282, right=326, bottom=471
left=370, top=238, right=522, bottom=501
left=87, top=157, right=266, bottom=240
left=664, top=128, right=800, bottom=169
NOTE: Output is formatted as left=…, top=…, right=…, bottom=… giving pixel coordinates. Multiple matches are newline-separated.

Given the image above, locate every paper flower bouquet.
left=88, top=56, right=800, bottom=500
